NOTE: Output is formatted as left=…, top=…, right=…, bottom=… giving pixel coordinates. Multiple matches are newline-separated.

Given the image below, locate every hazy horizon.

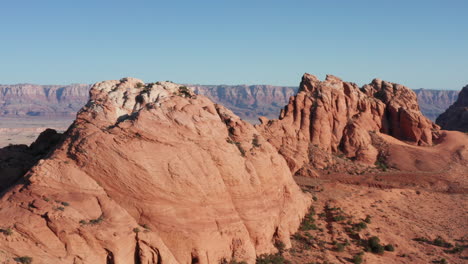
left=1, top=0, right=467, bottom=90
left=0, top=77, right=464, bottom=91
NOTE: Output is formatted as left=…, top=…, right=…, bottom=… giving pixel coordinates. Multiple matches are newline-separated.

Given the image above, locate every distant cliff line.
left=0, top=83, right=460, bottom=122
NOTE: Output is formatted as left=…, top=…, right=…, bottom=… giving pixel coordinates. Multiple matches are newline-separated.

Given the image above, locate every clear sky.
left=1, top=0, right=467, bottom=89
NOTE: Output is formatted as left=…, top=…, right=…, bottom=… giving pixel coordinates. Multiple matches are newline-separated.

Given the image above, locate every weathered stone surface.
left=0, top=129, right=62, bottom=191
left=0, top=78, right=310, bottom=264
left=257, top=73, right=440, bottom=174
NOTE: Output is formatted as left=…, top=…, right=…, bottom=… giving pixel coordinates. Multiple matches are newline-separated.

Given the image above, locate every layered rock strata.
left=0, top=78, right=310, bottom=264
left=257, top=74, right=440, bottom=173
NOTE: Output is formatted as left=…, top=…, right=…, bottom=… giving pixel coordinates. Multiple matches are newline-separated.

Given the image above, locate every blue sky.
left=1, top=0, right=467, bottom=89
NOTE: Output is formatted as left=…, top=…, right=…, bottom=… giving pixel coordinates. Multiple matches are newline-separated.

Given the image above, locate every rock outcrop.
left=414, top=88, right=459, bottom=121
left=0, top=84, right=90, bottom=117
left=257, top=73, right=440, bottom=174
left=436, top=85, right=468, bottom=132
left=0, top=78, right=310, bottom=263
left=0, top=129, right=62, bottom=192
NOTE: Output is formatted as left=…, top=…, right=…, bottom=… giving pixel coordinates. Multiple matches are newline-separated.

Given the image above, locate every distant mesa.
left=0, top=82, right=457, bottom=123
left=0, top=83, right=90, bottom=118
left=413, top=88, right=459, bottom=121
left=191, top=84, right=297, bottom=123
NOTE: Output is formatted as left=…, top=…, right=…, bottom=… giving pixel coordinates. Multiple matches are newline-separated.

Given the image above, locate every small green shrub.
left=368, top=236, right=380, bottom=247
left=414, top=237, right=429, bottom=243
left=136, top=82, right=144, bottom=88
left=368, top=236, right=385, bottom=254
left=133, top=227, right=140, bottom=233
left=433, top=237, right=453, bottom=248
left=445, top=244, right=465, bottom=254
left=61, top=201, right=70, bottom=206
left=384, top=244, right=395, bottom=252
left=274, top=240, right=285, bottom=254
left=352, top=254, right=363, bottom=264
left=55, top=206, right=65, bottom=211
left=299, top=207, right=318, bottom=231
left=256, top=253, right=287, bottom=264
left=354, top=222, right=367, bottom=231
left=13, top=256, right=33, bottom=264
left=0, top=227, right=13, bottom=236
left=364, top=215, right=372, bottom=224
left=291, top=233, right=313, bottom=246
left=89, top=215, right=104, bottom=225
left=335, top=243, right=345, bottom=252
left=333, top=215, right=346, bottom=222
left=438, top=258, right=447, bottom=264
left=374, top=156, right=388, bottom=171
left=312, top=196, right=318, bottom=202
left=252, top=135, right=261, bottom=148
left=178, top=86, right=192, bottom=98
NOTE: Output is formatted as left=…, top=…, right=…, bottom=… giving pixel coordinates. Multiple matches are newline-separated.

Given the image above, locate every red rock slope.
left=0, top=78, right=310, bottom=264
left=257, top=73, right=440, bottom=174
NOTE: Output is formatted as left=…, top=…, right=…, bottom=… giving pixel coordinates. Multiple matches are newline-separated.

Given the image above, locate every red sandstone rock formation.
left=436, top=85, right=468, bottom=132
left=0, top=129, right=62, bottom=191
left=257, top=73, right=440, bottom=174
left=0, top=78, right=310, bottom=264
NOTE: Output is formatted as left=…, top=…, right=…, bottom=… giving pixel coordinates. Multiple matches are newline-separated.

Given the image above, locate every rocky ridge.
left=0, top=78, right=310, bottom=264
left=0, top=83, right=457, bottom=122
left=257, top=73, right=440, bottom=174
left=436, top=85, right=468, bottom=132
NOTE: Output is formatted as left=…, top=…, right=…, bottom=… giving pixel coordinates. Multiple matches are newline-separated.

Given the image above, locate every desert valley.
left=0, top=74, right=466, bottom=264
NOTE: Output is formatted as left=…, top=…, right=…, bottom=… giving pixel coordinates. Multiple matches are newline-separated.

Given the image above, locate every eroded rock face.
left=436, top=85, right=468, bottom=132
left=257, top=73, right=440, bottom=173
left=0, top=129, right=62, bottom=192
left=0, top=78, right=310, bottom=264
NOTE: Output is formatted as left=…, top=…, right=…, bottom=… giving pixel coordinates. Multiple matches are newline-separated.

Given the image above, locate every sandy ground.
left=0, top=117, right=72, bottom=147
left=285, top=168, right=468, bottom=264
